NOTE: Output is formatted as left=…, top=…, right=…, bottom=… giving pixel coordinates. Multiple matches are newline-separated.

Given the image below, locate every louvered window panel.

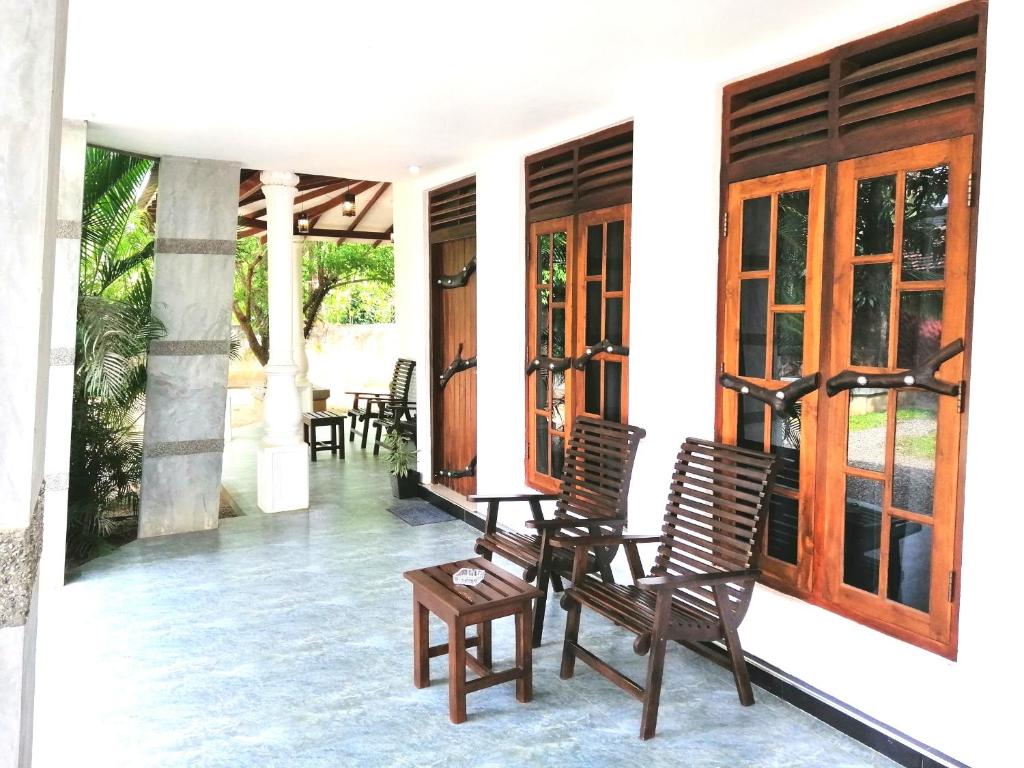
left=526, top=123, right=632, bottom=220
left=429, top=178, right=476, bottom=243
left=727, top=65, right=830, bottom=166
left=722, top=1, right=984, bottom=182
left=838, top=16, right=980, bottom=138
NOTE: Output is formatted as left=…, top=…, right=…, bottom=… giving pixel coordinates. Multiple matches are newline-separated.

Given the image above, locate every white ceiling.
left=64, top=0, right=956, bottom=182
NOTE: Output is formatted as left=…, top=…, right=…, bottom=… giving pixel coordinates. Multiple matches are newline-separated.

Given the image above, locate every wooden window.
left=718, top=3, right=985, bottom=657
left=526, top=207, right=631, bottom=491
left=721, top=166, right=826, bottom=595
left=525, top=126, right=634, bottom=491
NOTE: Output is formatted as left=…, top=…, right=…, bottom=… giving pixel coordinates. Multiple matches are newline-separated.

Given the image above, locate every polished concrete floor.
left=44, top=431, right=898, bottom=767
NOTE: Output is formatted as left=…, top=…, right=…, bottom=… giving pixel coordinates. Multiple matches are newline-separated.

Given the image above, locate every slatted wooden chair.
left=347, top=358, right=416, bottom=450
left=468, top=416, right=646, bottom=648
left=554, top=437, right=775, bottom=740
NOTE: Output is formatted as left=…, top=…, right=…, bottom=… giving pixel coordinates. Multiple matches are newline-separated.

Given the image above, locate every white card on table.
left=453, top=568, right=485, bottom=586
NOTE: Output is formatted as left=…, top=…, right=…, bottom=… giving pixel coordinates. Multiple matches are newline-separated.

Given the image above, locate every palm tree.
left=66, top=148, right=164, bottom=563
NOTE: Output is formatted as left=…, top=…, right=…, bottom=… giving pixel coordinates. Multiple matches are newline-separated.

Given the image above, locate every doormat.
left=388, top=500, right=456, bottom=526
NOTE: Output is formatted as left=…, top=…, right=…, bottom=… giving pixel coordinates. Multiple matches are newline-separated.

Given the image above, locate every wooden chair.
left=347, top=358, right=415, bottom=450
left=373, top=400, right=418, bottom=455
left=554, top=437, right=775, bottom=740
left=469, top=416, right=646, bottom=648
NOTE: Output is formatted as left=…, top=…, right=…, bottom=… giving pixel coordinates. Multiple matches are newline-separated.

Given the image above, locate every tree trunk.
left=233, top=304, right=269, bottom=366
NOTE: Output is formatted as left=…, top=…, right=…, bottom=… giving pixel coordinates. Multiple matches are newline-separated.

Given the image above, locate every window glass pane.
left=535, top=415, right=549, bottom=475
left=551, top=371, right=566, bottom=432
left=603, top=361, right=622, bottom=422
left=586, top=281, right=602, bottom=345
left=851, top=263, right=891, bottom=367
left=897, top=291, right=943, bottom=369
left=742, top=196, right=771, bottom=271
left=775, top=189, right=809, bottom=305
left=586, top=224, right=603, bottom=277
left=736, top=395, right=765, bottom=451
left=766, top=495, right=799, bottom=565
left=847, top=388, right=887, bottom=472
left=772, top=312, right=804, bottom=379
left=537, top=234, right=550, bottom=283
left=605, top=298, right=623, bottom=346
left=552, top=231, right=567, bottom=302
left=536, top=369, right=548, bottom=410
left=902, top=165, right=948, bottom=281
left=552, top=307, right=565, bottom=358
left=606, top=220, right=624, bottom=291
left=739, top=279, right=768, bottom=378
left=892, top=391, right=938, bottom=516
left=887, top=519, right=932, bottom=612
left=770, top=411, right=801, bottom=491
left=552, top=434, right=565, bottom=478
left=855, top=175, right=896, bottom=256
left=536, top=288, right=549, bottom=354
left=843, top=475, right=883, bottom=594
left=585, top=360, right=600, bottom=414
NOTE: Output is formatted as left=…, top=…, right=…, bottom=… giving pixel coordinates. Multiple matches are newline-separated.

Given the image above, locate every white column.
left=257, top=171, right=309, bottom=513
left=293, top=236, right=313, bottom=411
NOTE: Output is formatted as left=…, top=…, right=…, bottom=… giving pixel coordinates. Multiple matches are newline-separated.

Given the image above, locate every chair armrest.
left=637, top=569, right=760, bottom=592
left=467, top=493, right=560, bottom=503
left=550, top=533, right=661, bottom=549
left=345, top=390, right=387, bottom=396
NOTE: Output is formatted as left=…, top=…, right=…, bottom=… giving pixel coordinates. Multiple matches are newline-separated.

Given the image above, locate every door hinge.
left=947, top=571, right=957, bottom=602
left=957, top=380, right=966, bottom=413
left=967, top=172, right=974, bottom=207
left=721, top=212, right=729, bottom=238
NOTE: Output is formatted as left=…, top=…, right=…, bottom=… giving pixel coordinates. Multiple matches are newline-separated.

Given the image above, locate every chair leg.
left=448, top=621, right=467, bottom=724
left=640, top=634, right=668, bottom=740
left=550, top=572, right=565, bottom=593
left=532, top=565, right=549, bottom=649
left=349, top=412, right=356, bottom=442
left=413, top=598, right=429, bottom=689
left=516, top=608, right=533, bottom=703
left=477, top=621, right=492, bottom=669
left=559, top=594, right=581, bottom=679
left=372, top=422, right=383, bottom=456
left=640, top=591, right=673, bottom=740
left=310, top=424, right=317, bottom=462
left=360, top=415, right=370, bottom=449
left=713, top=584, right=754, bottom=706
left=330, top=424, right=338, bottom=456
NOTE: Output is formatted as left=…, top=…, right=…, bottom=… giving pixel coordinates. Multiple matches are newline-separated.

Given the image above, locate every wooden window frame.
left=716, top=2, right=987, bottom=659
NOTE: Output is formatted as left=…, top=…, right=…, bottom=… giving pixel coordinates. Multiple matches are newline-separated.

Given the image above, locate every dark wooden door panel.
left=432, top=237, right=477, bottom=496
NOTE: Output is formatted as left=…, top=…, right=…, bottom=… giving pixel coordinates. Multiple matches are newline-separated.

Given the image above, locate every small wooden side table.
left=301, top=410, right=347, bottom=462
left=403, top=557, right=542, bottom=724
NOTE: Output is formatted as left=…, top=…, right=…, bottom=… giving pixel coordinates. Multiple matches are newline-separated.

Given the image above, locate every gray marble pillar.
left=138, top=157, right=240, bottom=539
left=0, top=1, right=69, bottom=765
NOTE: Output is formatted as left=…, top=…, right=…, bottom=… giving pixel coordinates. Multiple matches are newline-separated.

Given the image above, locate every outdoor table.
left=403, top=556, right=541, bottom=724
left=301, top=410, right=347, bottom=461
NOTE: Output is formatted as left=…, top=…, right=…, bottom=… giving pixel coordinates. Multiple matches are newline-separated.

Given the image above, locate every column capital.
left=260, top=170, right=300, bottom=188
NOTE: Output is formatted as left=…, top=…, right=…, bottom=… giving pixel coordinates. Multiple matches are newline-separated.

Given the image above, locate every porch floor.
left=47, top=429, right=897, bottom=767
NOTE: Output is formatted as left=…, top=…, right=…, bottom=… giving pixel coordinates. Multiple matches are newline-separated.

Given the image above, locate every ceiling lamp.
left=342, top=192, right=357, bottom=217
left=296, top=210, right=310, bottom=234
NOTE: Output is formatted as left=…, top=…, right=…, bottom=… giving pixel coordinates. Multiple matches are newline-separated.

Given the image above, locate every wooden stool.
left=301, top=410, right=347, bottom=462
left=403, top=557, right=541, bottom=724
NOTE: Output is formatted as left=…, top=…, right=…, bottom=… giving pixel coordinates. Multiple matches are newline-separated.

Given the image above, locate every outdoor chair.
left=348, top=358, right=416, bottom=450
left=469, top=416, right=646, bottom=647
left=373, top=400, right=418, bottom=455
left=554, top=437, right=775, bottom=739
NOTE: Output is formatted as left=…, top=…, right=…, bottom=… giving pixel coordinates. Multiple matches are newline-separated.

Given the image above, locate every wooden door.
left=431, top=237, right=477, bottom=496
left=720, top=166, right=826, bottom=594
left=821, top=136, right=972, bottom=651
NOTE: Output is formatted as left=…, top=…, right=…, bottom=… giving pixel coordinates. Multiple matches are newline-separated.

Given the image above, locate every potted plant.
left=381, top=430, right=419, bottom=499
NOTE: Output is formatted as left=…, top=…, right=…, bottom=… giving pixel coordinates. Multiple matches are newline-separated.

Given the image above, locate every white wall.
left=393, top=2, right=1021, bottom=764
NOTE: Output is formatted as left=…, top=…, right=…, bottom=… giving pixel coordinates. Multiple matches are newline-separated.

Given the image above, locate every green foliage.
left=68, top=148, right=163, bottom=562
left=381, top=431, right=418, bottom=477
left=232, top=237, right=395, bottom=365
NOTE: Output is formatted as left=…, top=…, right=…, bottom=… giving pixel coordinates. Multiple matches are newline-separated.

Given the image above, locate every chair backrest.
left=553, top=416, right=647, bottom=531
left=653, top=438, right=775, bottom=619
left=389, top=358, right=416, bottom=401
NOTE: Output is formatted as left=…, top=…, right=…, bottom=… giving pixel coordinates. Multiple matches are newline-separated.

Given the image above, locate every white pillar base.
left=257, top=443, right=310, bottom=513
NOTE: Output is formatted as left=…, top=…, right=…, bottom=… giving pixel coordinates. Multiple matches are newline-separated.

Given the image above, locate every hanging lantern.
left=342, top=192, right=357, bottom=217
left=296, top=211, right=310, bottom=234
